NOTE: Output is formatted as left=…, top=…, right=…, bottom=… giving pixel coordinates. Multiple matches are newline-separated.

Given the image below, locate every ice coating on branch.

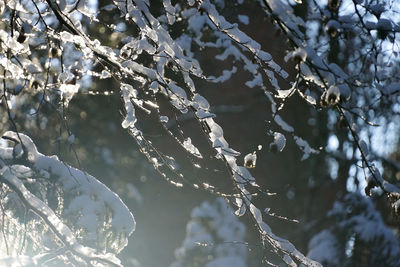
left=199, top=0, right=288, bottom=82
left=0, top=58, right=24, bottom=79
left=121, top=83, right=138, bottom=131
left=169, top=81, right=187, bottom=99
left=163, top=0, right=176, bottom=24
left=121, top=60, right=157, bottom=80
left=250, top=203, right=263, bottom=224
left=0, top=29, right=28, bottom=55
left=298, top=62, right=325, bottom=88
left=60, top=31, right=74, bottom=42
left=183, top=137, right=203, bottom=158
left=203, top=117, right=240, bottom=158
left=234, top=166, right=258, bottom=187
left=114, top=0, right=202, bottom=77
left=234, top=198, right=246, bottom=216
left=75, top=0, right=96, bottom=19
left=193, top=93, right=210, bottom=110
left=249, top=203, right=322, bottom=266
left=264, top=0, right=305, bottom=39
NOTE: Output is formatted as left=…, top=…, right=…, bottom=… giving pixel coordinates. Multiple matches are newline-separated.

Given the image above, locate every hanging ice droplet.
left=244, top=152, right=257, bottom=168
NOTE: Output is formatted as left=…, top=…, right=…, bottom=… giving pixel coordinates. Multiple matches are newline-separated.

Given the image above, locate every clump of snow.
left=294, top=136, right=319, bottom=160
left=323, top=85, right=341, bottom=106
left=286, top=48, right=307, bottom=63
left=58, top=72, right=69, bottom=83
left=59, top=83, right=80, bottom=106
left=0, top=131, right=135, bottom=264
left=183, top=137, right=203, bottom=158
left=274, top=115, right=294, bottom=132
left=193, top=93, right=210, bottom=110
left=121, top=83, right=138, bottom=130
left=245, top=73, right=263, bottom=88
left=160, top=115, right=169, bottom=123
left=269, top=132, right=286, bottom=153
left=234, top=166, right=258, bottom=187
left=163, top=0, right=176, bottom=25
